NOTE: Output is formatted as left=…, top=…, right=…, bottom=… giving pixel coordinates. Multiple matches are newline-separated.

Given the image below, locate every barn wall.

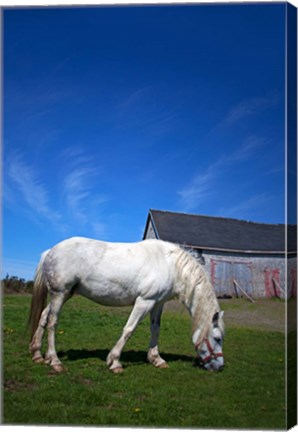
left=145, top=220, right=157, bottom=239
left=201, top=250, right=294, bottom=299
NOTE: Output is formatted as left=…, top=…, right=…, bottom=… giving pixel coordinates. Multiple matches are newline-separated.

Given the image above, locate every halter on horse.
left=193, top=311, right=224, bottom=371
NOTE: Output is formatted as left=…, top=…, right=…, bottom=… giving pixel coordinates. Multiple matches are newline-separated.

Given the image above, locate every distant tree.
left=2, top=275, right=34, bottom=294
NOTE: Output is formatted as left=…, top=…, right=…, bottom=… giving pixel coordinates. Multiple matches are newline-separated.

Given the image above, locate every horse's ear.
left=212, top=312, right=219, bottom=323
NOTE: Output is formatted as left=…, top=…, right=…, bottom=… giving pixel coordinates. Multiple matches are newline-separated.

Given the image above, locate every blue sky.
left=3, top=3, right=286, bottom=279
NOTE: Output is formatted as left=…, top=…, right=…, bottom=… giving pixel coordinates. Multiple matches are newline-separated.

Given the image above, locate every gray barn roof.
left=144, top=209, right=297, bottom=254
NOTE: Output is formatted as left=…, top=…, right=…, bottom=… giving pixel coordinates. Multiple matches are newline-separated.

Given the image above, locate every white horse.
left=29, top=237, right=225, bottom=373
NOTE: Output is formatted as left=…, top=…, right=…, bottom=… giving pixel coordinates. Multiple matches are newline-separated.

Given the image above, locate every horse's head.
left=193, top=311, right=225, bottom=372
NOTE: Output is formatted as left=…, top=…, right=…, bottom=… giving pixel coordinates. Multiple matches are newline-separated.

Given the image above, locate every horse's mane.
left=173, top=246, right=220, bottom=346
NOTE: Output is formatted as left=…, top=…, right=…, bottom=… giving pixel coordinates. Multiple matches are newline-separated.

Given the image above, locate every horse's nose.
left=209, top=361, right=224, bottom=372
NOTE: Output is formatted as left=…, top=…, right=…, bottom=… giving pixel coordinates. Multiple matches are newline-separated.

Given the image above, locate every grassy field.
left=3, top=295, right=287, bottom=429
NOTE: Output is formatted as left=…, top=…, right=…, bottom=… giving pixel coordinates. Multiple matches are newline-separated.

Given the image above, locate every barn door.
left=211, top=260, right=234, bottom=297
left=211, top=259, right=253, bottom=298
left=234, top=263, right=253, bottom=297
left=264, top=269, right=281, bottom=298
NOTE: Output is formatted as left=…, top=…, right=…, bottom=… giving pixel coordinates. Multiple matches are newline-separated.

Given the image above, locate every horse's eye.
left=214, top=337, right=221, bottom=344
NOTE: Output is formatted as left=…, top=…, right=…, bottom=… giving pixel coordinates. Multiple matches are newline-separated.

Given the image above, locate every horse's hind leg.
left=147, top=302, right=168, bottom=368
left=30, top=303, right=51, bottom=363
left=44, top=292, right=68, bottom=372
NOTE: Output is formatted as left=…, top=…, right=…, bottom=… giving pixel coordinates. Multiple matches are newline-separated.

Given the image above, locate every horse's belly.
left=75, top=279, right=136, bottom=307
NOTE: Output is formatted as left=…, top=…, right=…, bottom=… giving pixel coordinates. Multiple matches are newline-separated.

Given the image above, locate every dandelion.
left=133, top=408, right=141, bottom=413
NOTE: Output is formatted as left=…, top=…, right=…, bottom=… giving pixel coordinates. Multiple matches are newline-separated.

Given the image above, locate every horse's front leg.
left=147, top=302, right=168, bottom=368
left=107, top=297, right=155, bottom=373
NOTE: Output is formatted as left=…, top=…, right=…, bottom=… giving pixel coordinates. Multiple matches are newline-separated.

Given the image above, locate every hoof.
left=157, top=362, right=169, bottom=369
left=51, top=363, right=65, bottom=373
left=33, top=356, right=44, bottom=364
left=110, top=366, right=124, bottom=374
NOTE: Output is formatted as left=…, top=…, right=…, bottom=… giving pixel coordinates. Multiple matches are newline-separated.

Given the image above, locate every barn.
left=143, top=209, right=297, bottom=299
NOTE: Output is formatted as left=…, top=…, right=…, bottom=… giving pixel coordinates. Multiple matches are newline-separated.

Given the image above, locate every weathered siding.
left=145, top=220, right=158, bottom=239
left=202, top=250, right=293, bottom=299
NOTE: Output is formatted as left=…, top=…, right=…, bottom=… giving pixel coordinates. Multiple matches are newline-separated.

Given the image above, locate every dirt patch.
left=220, top=299, right=285, bottom=332
left=164, top=298, right=287, bottom=333
left=4, top=379, right=37, bottom=392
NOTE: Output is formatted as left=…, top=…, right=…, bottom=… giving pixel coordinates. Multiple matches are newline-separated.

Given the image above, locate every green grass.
left=3, top=295, right=286, bottom=428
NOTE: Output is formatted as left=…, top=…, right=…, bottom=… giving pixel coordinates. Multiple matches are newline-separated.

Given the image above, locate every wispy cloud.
left=224, top=93, right=280, bottom=125
left=202, top=93, right=280, bottom=145
left=115, top=85, right=179, bottom=138
left=64, top=166, right=97, bottom=223
left=63, top=148, right=109, bottom=235
left=226, top=135, right=268, bottom=164
left=117, top=86, right=153, bottom=112
left=177, top=136, right=268, bottom=212
left=5, top=149, right=109, bottom=238
left=177, top=165, right=217, bottom=211
left=6, top=151, right=61, bottom=224
left=217, top=193, right=271, bottom=219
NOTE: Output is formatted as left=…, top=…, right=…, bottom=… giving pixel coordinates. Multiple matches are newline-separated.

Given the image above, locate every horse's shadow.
left=58, top=348, right=193, bottom=365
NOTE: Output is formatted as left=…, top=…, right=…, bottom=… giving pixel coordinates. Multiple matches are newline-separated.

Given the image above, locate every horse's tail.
left=28, top=250, right=50, bottom=340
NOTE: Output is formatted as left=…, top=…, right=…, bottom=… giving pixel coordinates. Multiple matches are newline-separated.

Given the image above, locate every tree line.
left=2, top=274, right=34, bottom=294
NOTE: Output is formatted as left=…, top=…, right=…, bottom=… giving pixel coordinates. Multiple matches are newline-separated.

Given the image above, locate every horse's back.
left=42, top=237, right=179, bottom=306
